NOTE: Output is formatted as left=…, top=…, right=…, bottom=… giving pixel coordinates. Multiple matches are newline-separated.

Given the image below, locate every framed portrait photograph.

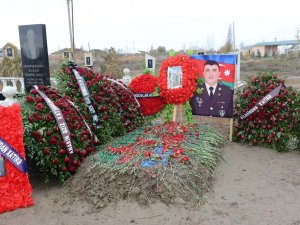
left=167, top=66, right=182, bottom=89
left=189, top=54, right=237, bottom=118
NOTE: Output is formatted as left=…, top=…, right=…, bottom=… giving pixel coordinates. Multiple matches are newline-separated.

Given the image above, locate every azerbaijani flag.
left=190, top=54, right=237, bottom=89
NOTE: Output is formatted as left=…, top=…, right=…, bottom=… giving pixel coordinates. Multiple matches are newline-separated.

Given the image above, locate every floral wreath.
left=55, top=61, right=143, bottom=142
left=23, top=86, right=96, bottom=183
left=234, top=71, right=300, bottom=152
left=129, top=73, right=166, bottom=116
left=157, top=54, right=198, bottom=105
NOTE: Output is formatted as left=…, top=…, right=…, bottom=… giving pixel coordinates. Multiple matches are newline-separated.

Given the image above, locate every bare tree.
left=218, top=24, right=234, bottom=53
left=206, top=34, right=215, bottom=53
left=0, top=57, right=22, bottom=77
left=100, top=47, right=123, bottom=79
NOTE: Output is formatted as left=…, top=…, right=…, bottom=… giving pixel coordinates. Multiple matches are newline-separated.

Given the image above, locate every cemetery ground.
left=0, top=55, right=300, bottom=224
left=0, top=141, right=299, bottom=225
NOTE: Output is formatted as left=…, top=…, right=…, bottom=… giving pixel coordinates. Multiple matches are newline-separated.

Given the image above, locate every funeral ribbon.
left=66, top=99, right=96, bottom=142
left=240, top=83, right=284, bottom=120
left=33, top=86, right=75, bottom=160
left=54, top=92, right=95, bottom=141
left=0, top=137, right=28, bottom=173
left=72, top=68, right=102, bottom=129
left=133, top=93, right=158, bottom=98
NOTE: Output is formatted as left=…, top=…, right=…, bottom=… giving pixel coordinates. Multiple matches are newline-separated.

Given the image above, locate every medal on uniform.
left=219, top=109, right=225, bottom=117
left=196, top=97, right=203, bottom=107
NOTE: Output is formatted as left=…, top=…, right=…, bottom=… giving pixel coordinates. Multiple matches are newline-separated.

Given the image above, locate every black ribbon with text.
left=240, top=83, right=284, bottom=120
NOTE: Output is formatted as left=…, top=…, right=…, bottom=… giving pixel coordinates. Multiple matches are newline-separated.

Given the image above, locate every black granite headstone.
left=64, top=51, right=69, bottom=59
left=86, top=56, right=91, bottom=66
left=19, top=24, right=50, bottom=92
left=147, top=59, right=153, bottom=68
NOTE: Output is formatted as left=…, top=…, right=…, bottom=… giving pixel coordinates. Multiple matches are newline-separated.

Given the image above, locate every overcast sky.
left=1, top=0, right=299, bottom=53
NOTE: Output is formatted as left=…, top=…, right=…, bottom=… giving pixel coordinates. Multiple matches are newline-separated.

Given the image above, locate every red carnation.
left=45, top=113, right=52, bottom=122
left=27, top=95, right=35, bottom=103
left=32, top=131, right=41, bottom=139
left=49, top=137, right=58, bottom=145
left=31, top=89, right=38, bottom=95
left=36, top=96, right=43, bottom=103
left=36, top=103, right=45, bottom=111
left=28, top=116, right=35, bottom=123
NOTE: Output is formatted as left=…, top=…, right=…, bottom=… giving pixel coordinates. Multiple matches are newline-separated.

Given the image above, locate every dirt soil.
left=1, top=142, right=300, bottom=225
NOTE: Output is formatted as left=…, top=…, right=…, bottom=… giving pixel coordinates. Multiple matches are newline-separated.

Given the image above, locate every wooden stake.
left=229, top=118, right=233, bottom=142
left=173, top=105, right=183, bottom=123
left=172, top=105, right=177, bottom=122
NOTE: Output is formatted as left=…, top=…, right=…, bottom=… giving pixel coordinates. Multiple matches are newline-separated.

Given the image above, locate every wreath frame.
left=157, top=54, right=198, bottom=105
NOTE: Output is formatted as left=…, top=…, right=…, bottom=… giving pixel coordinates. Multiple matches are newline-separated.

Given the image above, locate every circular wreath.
left=129, top=74, right=166, bottom=116
left=157, top=54, right=198, bottom=104
left=23, top=86, right=96, bottom=183
left=234, top=71, right=300, bottom=152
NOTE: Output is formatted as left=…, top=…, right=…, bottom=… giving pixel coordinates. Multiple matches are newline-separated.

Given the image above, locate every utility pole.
left=296, top=28, right=300, bottom=40
left=232, top=22, right=236, bottom=51
left=67, top=0, right=75, bottom=60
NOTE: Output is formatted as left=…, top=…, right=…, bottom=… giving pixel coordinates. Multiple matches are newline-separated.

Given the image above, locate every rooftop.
left=253, top=40, right=300, bottom=47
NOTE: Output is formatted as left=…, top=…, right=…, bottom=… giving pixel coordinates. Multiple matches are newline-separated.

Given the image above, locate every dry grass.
left=240, top=54, right=300, bottom=88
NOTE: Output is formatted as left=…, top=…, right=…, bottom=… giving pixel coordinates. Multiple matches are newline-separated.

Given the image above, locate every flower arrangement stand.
left=0, top=89, right=33, bottom=213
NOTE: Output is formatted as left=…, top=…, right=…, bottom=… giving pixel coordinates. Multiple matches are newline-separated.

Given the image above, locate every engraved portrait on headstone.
left=21, top=29, right=43, bottom=60
left=19, top=24, right=50, bottom=91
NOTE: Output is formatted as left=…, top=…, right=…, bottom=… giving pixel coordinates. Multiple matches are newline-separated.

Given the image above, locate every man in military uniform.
left=190, top=60, right=233, bottom=118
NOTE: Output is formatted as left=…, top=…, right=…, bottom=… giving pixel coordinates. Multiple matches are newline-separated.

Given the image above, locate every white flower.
left=0, top=86, right=17, bottom=106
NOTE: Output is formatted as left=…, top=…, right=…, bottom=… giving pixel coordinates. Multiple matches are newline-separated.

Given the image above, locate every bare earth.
left=1, top=143, right=300, bottom=225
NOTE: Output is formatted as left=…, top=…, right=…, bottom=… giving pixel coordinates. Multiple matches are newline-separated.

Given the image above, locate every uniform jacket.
left=190, top=83, right=234, bottom=118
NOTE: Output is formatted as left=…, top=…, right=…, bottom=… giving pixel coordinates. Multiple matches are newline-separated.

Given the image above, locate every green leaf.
left=277, top=132, right=281, bottom=138
left=184, top=101, right=193, bottom=124
left=143, top=68, right=152, bottom=74
left=187, top=49, right=194, bottom=55
left=196, top=88, right=202, bottom=94
left=169, top=51, right=176, bottom=57
left=152, top=87, right=160, bottom=97
left=164, top=104, right=174, bottom=123
left=197, top=78, right=204, bottom=84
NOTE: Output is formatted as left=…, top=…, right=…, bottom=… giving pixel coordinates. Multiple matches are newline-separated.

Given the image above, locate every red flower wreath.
left=129, top=74, right=166, bottom=116
left=0, top=104, right=34, bottom=213
left=157, top=54, right=198, bottom=104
